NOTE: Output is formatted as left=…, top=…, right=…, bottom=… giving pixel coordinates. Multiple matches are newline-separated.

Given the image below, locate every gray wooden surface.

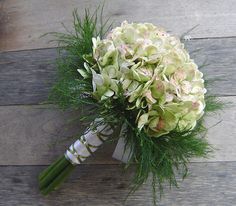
left=0, top=97, right=235, bottom=165
left=1, top=0, right=236, bottom=51
left=0, top=0, right=236, bottom=205
left=1, top=163, right=236, bottom=206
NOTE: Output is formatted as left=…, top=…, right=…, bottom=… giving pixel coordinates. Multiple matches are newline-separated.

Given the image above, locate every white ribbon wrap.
left=65, top=120, right=132, bottom=165
left=65, top=120, right=113, bottom=165
left=112, top=123, right=132, bottom=163
left=112, top=137, right=132, bottom=163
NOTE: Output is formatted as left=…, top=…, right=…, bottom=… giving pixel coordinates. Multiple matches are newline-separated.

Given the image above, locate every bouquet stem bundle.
left=39, top=156, right=75, bottom=195
left=39, top=119, right=115, bottom=195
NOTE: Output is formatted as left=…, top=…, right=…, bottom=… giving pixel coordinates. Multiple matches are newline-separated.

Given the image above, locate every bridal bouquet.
left=39, top=8, right=222, bottom=204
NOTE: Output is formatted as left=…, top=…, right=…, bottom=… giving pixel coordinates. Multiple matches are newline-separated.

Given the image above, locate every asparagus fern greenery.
left=40, top=6, right=223, bottom=205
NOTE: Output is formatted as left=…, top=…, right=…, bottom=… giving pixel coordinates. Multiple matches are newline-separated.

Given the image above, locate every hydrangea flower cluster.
left=83, top=21, right=206, bottom=137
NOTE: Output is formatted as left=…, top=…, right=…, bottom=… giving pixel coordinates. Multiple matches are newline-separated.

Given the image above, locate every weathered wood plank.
left=0, top=48, right=57, bottom=105
left=0, top=96, right=235, bottom=165
left=0, top=105, right=117, bottom=165
left=0, top=163, right=236, bottom=206
left=1, top=37, right=236, bottom=105
left=1, top=0, right=236, bottom=51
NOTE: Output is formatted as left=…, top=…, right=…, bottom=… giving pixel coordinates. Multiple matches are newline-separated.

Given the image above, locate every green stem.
left=39, top=156, right=70, bottom=190
left=41, top=163, right=75, bottom=195
left=39, top=155, right=64, bottom=181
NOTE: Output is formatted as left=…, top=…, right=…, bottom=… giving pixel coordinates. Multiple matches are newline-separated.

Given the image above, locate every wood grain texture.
left=0, top=48, right=57, bottom=105
left=1, top=0, right=236, bottom=51
left=0, top=96, right=235, bottom=165
left=0, top=105, right=117, bottom=165
left=1, top=37, right=236, bottom=105
left=0, top=163, right=236, bottom=206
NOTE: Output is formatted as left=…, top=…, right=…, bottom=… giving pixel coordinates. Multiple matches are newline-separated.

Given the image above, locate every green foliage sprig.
left=48, top=7, right=111, bottom=112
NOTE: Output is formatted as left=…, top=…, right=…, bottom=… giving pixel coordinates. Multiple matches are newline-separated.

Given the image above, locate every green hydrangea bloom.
left=83, top=21, right=206, bottom=137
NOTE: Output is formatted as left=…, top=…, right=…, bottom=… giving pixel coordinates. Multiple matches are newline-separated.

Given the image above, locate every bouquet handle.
left=39, top=120, right=112, bottom=195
